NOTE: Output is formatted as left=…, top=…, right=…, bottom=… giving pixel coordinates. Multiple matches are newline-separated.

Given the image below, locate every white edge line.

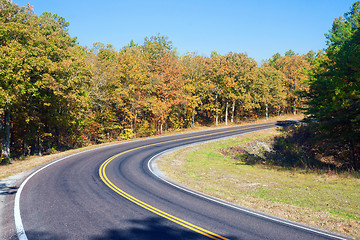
left=14, top=148, right=104, bottom=240
left=12, top=122, right=292, bottom=240
left=147, top=128, right=351, bottom=240
left=13, top=137, right=156, bottom=240
left=13, top=123, right=268, bottom=239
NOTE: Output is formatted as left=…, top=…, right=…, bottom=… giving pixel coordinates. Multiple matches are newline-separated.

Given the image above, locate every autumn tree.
left=225, top=52, right=257, bottom=123
left=117, top=45, right=149, bottom=137
left=204, top=53, right=229, bottom=125
left=0, top=1, right=89, bottom=163
left=86, top=43, right=125, bottom=142
left=151, top=51, right=186, bottom=133
left=0, top=1, right=35, bottom=162
left=181, top=53, right=206, bottom=128
left=141, top=34, right=174, bottom=64
left=255, top=66, right=286, bottom=119
left=273, top=54, right=310, bottom=114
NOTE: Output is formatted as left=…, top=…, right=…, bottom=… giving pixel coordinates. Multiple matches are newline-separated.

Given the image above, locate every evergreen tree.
left=306, top=2, right=360, bottom=169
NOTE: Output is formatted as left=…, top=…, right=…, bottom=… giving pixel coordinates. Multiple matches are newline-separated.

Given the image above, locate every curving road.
left=15, top=122, right=350, bottom=240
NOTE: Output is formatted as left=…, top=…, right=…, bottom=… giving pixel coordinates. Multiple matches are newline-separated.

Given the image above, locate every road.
left=15, top=122, right=350, bottom=240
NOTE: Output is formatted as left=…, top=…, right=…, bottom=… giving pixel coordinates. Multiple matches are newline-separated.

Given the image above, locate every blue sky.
left=13, top=0, right=357, bottom=62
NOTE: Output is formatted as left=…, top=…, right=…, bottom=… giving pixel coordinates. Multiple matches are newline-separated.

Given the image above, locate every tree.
left=205, top=54, right=228, bottom=125
left=0, top=1, right=38, bottom=162
left=325, top=2, right=360, bottom=57
left=87, top=43, right=122, bottom=143
left=141, top=34, right=174, bottom=63
left=273, top=55, right=310, bottom=114
left=181, top=53, right=206, bottom=128
left=225, top=52, right=257, bottom=123
left=0, top=1, right=90, bottom=162
left=305, top=1, right=360, bottom=169
left=255, top=66, right=286, bottom=119
left=117, top=46, right=149, bottom=137
left=304, top=50, right=316, bottom=64
left=150, top=51, right=186, bottom=133
left=285, top=49, right=297, bottom=58
left=268, top=52, right=281, bottom=66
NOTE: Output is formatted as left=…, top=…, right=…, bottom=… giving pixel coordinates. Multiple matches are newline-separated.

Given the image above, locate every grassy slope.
left=158, top=129, right=360, bottom=239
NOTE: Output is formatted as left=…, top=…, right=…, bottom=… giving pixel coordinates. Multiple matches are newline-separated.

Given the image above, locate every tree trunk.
left=38, top=128, right=42, bottom=156
left=192, top=109, right=195, bottom=128
left=238, top=102, right=243, bottom=121
left=55, top=126, right=61, bottom=150
left=225, top=99, right=228, bottom=125
left=215, top=94, right=218, bottom=126
left=350, top=138, right=360, bottom=171
left=134, top=111, right=137, bottom=138
left=231, top=100, right=235, bottom=123
left=293, top=98, right=296, bottom=115
left=1, top=109, right=11, bottom=164
left=293, top=80, right=297, bottom=115
left=22, top=140, right=26, bottom=157
left=265, top=103, right=269, bottom=120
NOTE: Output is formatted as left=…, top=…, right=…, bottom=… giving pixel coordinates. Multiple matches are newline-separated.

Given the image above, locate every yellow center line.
left=99, top=124, right=275, bottom=240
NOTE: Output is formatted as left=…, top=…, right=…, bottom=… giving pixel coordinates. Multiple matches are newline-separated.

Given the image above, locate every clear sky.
left=12, top=0, right=358, bottom=63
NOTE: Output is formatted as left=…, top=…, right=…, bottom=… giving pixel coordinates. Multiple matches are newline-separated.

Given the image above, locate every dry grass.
left=0, top=141, right=123, bottom=179
left=158, top=128, right=360, bottom=239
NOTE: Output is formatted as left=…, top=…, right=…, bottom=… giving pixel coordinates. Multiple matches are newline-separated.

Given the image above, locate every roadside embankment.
left=157, top=128, right=360, bottom=239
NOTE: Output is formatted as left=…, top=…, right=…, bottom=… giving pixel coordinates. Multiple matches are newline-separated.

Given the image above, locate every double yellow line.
left=99, top=124, right=275, bottom=239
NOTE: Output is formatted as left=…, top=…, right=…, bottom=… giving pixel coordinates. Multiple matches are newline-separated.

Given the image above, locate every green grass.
left=158, top=129, right=360, bottom=239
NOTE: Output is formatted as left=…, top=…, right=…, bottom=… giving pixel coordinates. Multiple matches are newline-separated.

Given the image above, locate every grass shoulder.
left=157, top=128, right=360, bottom=239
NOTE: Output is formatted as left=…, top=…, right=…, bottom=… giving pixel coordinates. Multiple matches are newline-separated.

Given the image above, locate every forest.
left=0, top=0, right=359, bottom=170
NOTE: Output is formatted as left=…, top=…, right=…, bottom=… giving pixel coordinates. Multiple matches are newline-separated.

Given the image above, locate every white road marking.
left=14, top=123, right=301, bottom=240
left=13, top=142, right=134, bottom=240
left=148, top=131, right=350, bottom=240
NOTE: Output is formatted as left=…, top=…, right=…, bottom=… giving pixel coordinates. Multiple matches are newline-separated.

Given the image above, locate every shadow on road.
left=0, top=183, right=18, bottom=195
left=22, top=217, right=237, bottom=240
left=275, top=120, right=300, bottom=127
left=22, top=231, right=66, bottom=240
left=90, top=217, right=237, bottom=240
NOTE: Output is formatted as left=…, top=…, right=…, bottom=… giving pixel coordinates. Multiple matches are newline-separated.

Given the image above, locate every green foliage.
left=0, top=1, right=90, bottom=162
left=285, top=49, right=297, bottom=57
left=325, top=2, right=360, bottom=56
left=268, top=52, right=281, bottom=66
left=305, top=1, right=360, bottom=170
left=142, top=34, right=174, bottom=62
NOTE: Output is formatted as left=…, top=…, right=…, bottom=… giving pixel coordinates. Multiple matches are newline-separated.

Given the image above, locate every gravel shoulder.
left=0, top=169, right=34, bottom=240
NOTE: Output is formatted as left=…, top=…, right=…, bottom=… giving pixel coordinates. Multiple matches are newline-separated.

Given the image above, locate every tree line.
left=0, top=0, right=346, bottom=166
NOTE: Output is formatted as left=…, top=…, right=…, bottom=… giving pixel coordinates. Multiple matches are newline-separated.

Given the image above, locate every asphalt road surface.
left=15, top=122, right=350, bottom=240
